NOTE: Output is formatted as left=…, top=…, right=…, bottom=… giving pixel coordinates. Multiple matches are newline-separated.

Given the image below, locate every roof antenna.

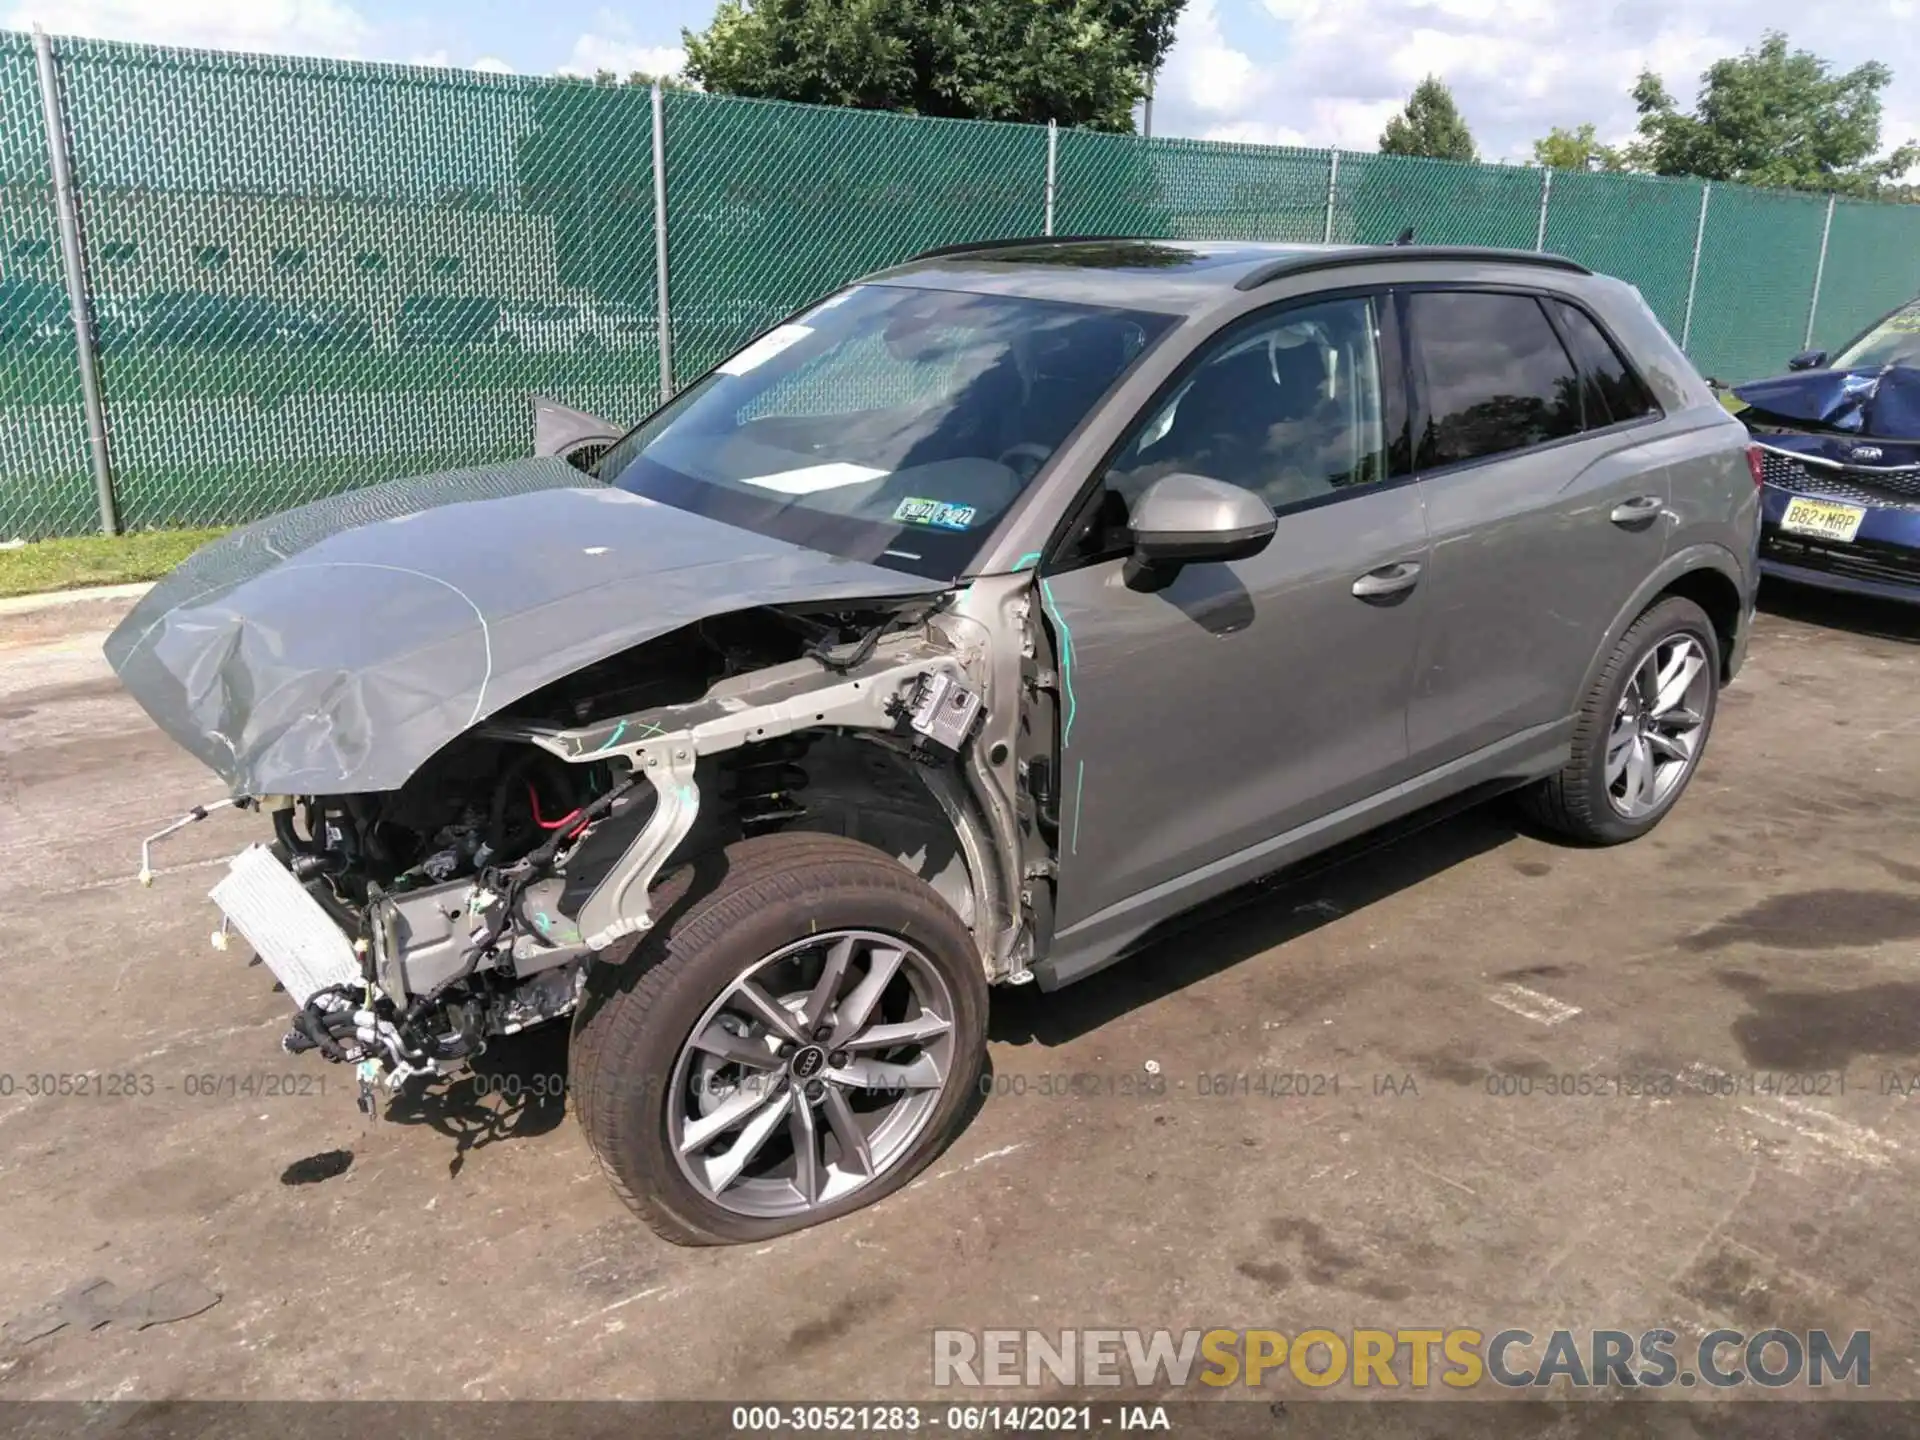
left=1393, top=226, right=1415, bottom=246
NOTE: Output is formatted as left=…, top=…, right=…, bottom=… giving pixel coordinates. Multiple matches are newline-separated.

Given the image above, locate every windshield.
left=1834, top=298, right=1920, bottom=370
left=597, top=284, right=1173, bottom=578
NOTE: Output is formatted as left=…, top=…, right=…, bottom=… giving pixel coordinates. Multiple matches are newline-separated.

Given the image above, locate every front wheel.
left=1518, top=595, right=1721, bottom=845
left=570, top=832, right=988, bottom=1245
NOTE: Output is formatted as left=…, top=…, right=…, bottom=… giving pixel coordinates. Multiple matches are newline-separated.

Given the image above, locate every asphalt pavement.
left=0, top=581, right=1916, bottom=1406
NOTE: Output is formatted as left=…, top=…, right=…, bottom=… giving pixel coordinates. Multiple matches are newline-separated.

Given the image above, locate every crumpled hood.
left=1733, top=363, right=1920, bottom=468
left=105, top=458, right=944, bottom=796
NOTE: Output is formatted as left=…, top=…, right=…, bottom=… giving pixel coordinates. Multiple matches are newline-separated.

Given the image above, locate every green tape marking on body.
left=1038, top=577, right=1078, bottom=748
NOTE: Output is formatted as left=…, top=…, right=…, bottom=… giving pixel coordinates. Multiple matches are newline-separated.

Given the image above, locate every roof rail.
left=1234, top=245, right=1591, bottom=291
left=905, top=234, right=1151, bottom=262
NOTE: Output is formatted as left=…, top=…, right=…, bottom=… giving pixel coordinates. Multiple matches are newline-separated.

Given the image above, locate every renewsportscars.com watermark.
left=932, top=1328, right=1871, bottom=1390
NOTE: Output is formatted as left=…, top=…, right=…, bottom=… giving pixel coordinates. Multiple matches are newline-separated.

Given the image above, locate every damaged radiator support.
left=171, top=621, right=1022, bottom=1105
left=485, top=631, right=1018, bottom=971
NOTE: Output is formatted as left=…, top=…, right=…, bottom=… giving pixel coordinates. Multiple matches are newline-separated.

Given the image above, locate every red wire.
left=526, top=781, right=584, bottom=833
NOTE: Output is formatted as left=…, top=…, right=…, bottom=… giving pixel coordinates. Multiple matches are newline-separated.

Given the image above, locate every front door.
left=1037, top=291, right=1430, bottom=939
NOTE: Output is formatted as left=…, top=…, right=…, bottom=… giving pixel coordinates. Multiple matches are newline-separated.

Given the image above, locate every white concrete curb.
left=0, top=580, right=153, bottom=617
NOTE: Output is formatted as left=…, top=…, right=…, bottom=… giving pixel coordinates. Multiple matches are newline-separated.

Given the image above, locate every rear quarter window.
left=1547, top=299, right=1660, bottom=427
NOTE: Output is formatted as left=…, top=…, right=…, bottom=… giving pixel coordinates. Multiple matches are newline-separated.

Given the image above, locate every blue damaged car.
left=1732, top=297, right=1920, bottom=603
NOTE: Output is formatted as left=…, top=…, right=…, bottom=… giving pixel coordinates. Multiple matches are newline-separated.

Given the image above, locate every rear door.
left=1400, top=287, right=1670, bottom=772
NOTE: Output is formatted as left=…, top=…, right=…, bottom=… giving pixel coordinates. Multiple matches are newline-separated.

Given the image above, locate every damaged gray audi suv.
left=109, top=239, right=1760, bottom=1244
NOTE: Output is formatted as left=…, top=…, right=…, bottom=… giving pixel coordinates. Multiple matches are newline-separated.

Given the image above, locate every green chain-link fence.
left=1686, top=184, right=1833, bottom=384
left=1814, top=198, right=1920, bottom=355
left=5, top=31, right=1920, bottom=539
left=663, top=90, right=1047, bottom=381
left=0, top=31, right=93, bottom=539
left=56, top=40, right=663, bottom=534
left=1542, top=168, right=1706, bottom=341
left=4, top=36, right=663, bottom=538
left=1057, top=130, right=1328, bottom=239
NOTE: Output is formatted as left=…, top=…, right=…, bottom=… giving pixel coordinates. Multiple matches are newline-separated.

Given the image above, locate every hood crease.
left=105, top=457, right=946, bottom=795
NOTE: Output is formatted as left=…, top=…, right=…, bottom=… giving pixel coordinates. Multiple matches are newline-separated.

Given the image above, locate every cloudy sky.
left=7, top=0, right=1919, bottom=164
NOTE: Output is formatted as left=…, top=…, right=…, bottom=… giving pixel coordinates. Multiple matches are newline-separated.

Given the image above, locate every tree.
left=1532, top=123, right=1628, bottom=173
left=1629, top=31, right=1917, bottom=195
left=681, top=0, right=1185, bottom=131
left=1378, top=76, right=1476, bottom=161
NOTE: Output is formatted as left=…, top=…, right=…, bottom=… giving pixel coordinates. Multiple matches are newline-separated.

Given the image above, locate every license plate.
left=1781, top=495, right=1866, bottom=543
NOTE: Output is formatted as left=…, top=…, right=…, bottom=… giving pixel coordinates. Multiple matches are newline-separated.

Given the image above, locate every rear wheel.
left=571, top=832, right=988, bottom=1245
left=1518, top=595, right=1720, bottom=845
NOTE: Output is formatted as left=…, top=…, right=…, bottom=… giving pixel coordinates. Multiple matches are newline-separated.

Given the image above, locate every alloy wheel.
left=666, top=929, right=957, bottom=1219
left=1605, top=632, right=1712, bottom=819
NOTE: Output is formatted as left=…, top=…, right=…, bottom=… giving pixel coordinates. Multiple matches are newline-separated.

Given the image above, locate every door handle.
left=1609, top=495, right=1664, bottom=527
left=1351, top=561, right=1423, bottom=601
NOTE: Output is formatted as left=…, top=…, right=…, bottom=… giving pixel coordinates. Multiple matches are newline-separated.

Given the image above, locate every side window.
left=1408, top=291, right=1582, bottom=468
left=1051, top=294, right=1389, bottom=569
left=1548, top=299, right=1660, bottom=427
left=1108, top=294, right=1388, bottom=514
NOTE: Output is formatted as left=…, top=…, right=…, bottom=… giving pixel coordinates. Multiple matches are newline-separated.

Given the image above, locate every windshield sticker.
left=738, top=461, right=887, bottom=495
left=718, top=324, right=813, bottom=376
left=893, top=497, right=978, bottom=531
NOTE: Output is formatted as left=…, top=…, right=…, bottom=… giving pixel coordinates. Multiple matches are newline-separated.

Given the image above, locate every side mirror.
left=1786, top=349, right=1827, bottom=371
left=534, top=396, right=623, bottom=472
left=1123, top=472, right=1276, bottom=591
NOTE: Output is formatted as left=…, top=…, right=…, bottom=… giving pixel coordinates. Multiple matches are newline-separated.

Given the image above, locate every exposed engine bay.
left=152, top=596, right=1025, bottom=1109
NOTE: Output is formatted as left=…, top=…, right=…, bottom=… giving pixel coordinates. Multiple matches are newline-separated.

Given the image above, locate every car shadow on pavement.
left=1759, top=577, right=1920, bottom=642
left=379, top=1020, right=573, bottom=1175
left=990, top=802, right=1523, bottom=1048
left=367, top=797, right=1610, bottom=1154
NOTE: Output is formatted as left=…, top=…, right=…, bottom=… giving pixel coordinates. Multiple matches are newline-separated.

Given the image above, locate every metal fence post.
left=1322, top=148, right=1339, bottom=244
left=1680, top=182, right=1711, bottom=354
left=1044, top=121, right=1057, bottom=237
left=33, top=26, right=117, bottom=535
left=1805, top=194, right=1836, bottom=351
left=650, top=82, right=673, bottom=404
left=1534, top=167, right=1553, bottom=252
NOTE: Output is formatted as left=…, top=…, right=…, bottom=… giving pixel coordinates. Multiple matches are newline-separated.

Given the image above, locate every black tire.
left=570, top=832, right=989, bottom=1245
left=1517, top=595, right=1721, bottom=845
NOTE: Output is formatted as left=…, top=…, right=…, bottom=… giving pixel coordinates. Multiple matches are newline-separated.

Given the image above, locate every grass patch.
left=0, top=527, right=228, bottom=599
